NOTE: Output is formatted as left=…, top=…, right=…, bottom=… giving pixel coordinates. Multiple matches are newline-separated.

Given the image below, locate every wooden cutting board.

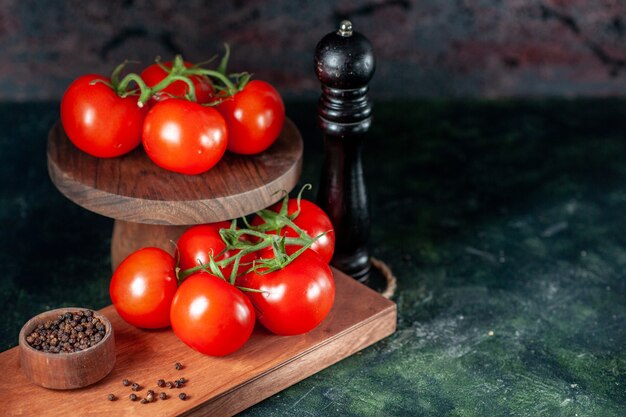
left=2, top=269, right=396, bottom=417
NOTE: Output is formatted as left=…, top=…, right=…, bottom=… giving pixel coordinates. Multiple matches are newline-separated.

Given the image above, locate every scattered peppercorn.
left=118, top=363, right=191, bottom=406
left=175, top=362, right=183, bottom=370
left=108, top=394, right=116, bottom=401
left=26, top=309, right=106, bottom=353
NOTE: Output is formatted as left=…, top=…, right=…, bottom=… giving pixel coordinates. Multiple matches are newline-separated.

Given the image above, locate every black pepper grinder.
left=314, top=20, right=375, bottom=283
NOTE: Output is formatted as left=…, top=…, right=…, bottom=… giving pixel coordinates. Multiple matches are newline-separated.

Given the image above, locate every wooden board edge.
left=182, top=303, right=397, bottom=417
left=46, top=120, right=305, bottom=225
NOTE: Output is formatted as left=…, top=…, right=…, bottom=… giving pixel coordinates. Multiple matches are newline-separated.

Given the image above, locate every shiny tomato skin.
left=175, top=222, right=257, bottom=279
left=110, top=247, right=178, bottom=329
left=252, top=199, right=335, bottom=263
left=240, top=250, right=335, bottom=336
left=216, top=80, right=285, bottom=155
left=61, top=74, right=147, bottom=158
left=170, top=273, right=255, bottom=356
left=141, top=61, right=214, bottom=105
left=142, top=99, right=228, bottom=175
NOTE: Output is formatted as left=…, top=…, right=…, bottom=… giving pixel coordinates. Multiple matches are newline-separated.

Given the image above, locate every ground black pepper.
left=26, top=309, right=106, bottom=353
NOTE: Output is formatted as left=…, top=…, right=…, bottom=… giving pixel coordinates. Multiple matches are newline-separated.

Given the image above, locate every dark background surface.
left=1, top=100, right=625, bottom=416
left=2, top=0, right=626, bottom=100
left=1, top=1, right=625, bottom=416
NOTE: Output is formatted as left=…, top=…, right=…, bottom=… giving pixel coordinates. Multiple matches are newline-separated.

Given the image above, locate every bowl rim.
left=19, top=307, right=114, bottom=357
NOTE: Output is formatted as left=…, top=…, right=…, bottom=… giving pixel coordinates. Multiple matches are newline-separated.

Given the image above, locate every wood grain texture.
left=18, top=308, right=115, bottom=390
left=47, top=118, right=303, bottom=225
left=110, top=221, right=187, bottom=270
left=2, top=269, right=396, bottom=417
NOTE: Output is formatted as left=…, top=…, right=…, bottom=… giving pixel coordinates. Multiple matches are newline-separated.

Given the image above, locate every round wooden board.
left=47, top=119, right=303, bottom=225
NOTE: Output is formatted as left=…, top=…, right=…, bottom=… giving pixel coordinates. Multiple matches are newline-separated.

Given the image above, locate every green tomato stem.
left=116, top=73, right=151, bottom=106
left=186, top=68, right=238, bottom=96
left=176, top=185, right=321, bottom=283
left=217, top=43, right=230, bottom=75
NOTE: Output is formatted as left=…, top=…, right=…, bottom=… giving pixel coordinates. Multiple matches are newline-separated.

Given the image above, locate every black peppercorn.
left=146, top=392, right=154, bottom=402
left=179, top=393, right=187, bottom=400
left=159, top=392, right=167, bottom=400
left=175, top=362, right=183, bottom=370
left=140, top=398, right=149, bottom=404
left=122, top=379, right=130, bottom=386
left=129, top=393, right=137, bottom=401
left=26, top=309, right=107, bottom=353
left=131, top=383, right=140, bottom=391
left=108, top=394, right=116, bottom=401
left=157, top=379, right=165, bottom=387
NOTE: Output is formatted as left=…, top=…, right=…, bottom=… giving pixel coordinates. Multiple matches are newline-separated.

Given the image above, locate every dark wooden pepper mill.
left=314, top=20, right=375, bottom=283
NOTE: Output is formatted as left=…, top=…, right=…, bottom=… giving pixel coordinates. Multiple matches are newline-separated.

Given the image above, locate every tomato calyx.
left=243, top=185, right=313, bottom=234
left=176, top=185, right=327, bottom=284
left=105, top=56, right=200, bottom=108
left=103, top=46, right=254, bottom=110
left=183, top=45, right=252, bottom=101
left=176, top=224, right=314, bottom=284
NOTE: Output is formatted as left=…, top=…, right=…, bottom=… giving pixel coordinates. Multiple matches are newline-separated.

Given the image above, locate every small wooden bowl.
left=19, top=307, right=115, bottom=390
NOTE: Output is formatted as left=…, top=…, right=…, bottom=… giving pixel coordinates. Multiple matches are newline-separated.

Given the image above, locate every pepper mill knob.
left=315, top=20, right=375, bottom=91
left=314, top=21, right=375, bottom=283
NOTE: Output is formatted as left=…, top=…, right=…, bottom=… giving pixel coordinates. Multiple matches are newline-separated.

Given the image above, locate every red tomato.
left=61, top=74, right=147, bottom=158
left=175, top=222, right=257, bottom=279
left=239, top=250, right=335, bottom=335
left=110, top=247, right=178, bottom=329
left=252, top=199, right=335, bottom=263
left=216, top=80, right=285, bottom=155
left=141, top=61, right=214, bottom=105
left=142, top=99, right=228, bottom=175
left=170, top=273, right=255, bottom=356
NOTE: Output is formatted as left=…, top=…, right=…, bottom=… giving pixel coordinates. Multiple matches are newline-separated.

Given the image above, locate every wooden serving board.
left=2, top=269, right=396, bottom=417
left=47, top=118, right=303, bottom=225
left=47, top=118, right=305, bottom=268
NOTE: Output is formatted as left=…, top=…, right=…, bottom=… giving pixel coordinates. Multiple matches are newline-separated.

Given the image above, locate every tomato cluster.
left=60, top=51, right=285, bottom=175
left=109, top=190, right=336, bottom=356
